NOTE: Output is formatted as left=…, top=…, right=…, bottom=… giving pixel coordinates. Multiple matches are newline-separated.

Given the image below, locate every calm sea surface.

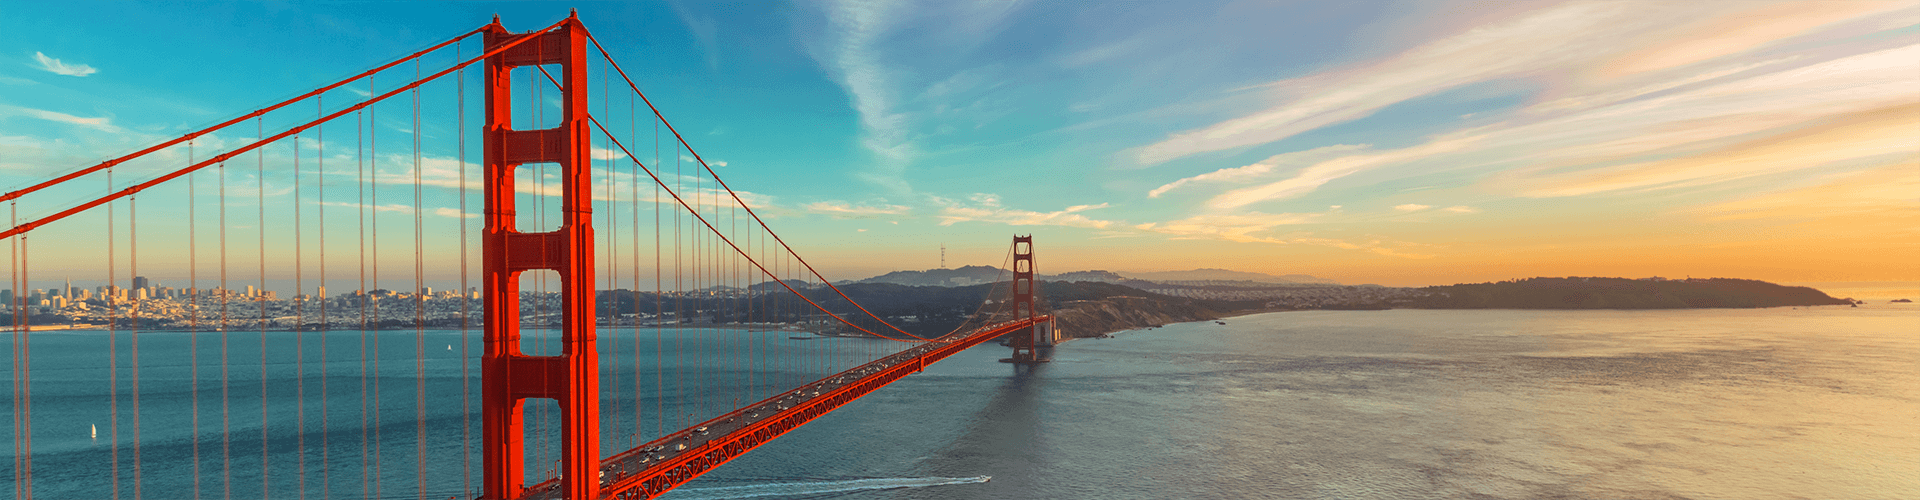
left=7, top=304, right=1917, bottom=499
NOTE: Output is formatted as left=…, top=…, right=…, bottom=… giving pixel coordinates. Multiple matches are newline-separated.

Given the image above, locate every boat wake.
left=659, top=476, right=991, bottom=499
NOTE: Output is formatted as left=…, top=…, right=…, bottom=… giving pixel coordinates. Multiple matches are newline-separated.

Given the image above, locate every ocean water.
left=7, top=303, right=1918, bottom=499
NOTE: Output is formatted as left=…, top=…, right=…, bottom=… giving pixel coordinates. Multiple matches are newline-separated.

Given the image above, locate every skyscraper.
left=132, top=276, right=150, bottom=290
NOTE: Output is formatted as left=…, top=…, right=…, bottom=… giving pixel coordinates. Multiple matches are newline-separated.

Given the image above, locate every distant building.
left=133, top=276, right=150, bottom=290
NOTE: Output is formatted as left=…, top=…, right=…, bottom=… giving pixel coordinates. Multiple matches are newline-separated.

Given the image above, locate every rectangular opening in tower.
left=516, top=269, right=564, bottom=355
left=508, top=65, right=570, bottom=131
left=512, top=162, right=566, bottom=233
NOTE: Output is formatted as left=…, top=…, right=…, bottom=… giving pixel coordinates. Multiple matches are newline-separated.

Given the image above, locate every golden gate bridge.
left=4, top=13, right=1058, bottom=499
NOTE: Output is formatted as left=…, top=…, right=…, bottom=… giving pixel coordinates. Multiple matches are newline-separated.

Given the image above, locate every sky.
left=1, top=0, right=1915, bottom=290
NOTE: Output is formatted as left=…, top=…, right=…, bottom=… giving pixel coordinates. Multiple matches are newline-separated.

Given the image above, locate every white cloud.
left=1130, top=1, right=1913, bottom=166
left=1133, top=211, right=1321, bottom=243
left=1133, top=3, right=1919, bottom=212
left=1442, top=206, right=1478, bottom=213
left=1206, top=137, right=1475, bottom=210
left=1132, top=210, right=1434, bottom=258
left=804, top=200, right=909, bottom=219
left=669, top=1, right=723, bottom=71
left=432, top=207, right=479, bottom=219
left=32, top=52, right=97, bottom=77
left=320, top=201, right=480, bottom=219
left=0, top=103, right=121, bottom=133
left=1394, top=204, right=1430, bottom=211
left=1149, top=144, right=1370, bottom=199
left=815, top=0, right=916, bottom=193
left=936, top=200, right=1115, bottom=229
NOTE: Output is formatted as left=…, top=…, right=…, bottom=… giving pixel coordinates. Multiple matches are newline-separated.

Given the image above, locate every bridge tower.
left=1002, top=235, right=1050, bottom=363
left=480, top=14, right=599, bottom=500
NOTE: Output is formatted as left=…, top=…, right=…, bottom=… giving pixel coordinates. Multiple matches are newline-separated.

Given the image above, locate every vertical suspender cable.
left=369, top=78, right=384, bottom=500
left=295, top=129, right=307, bottom=500
left=628, top=86, right=641, bottom=445
left=411, top=58, right=427, bottom=500
left=258, top=115, right=270, bottom=499
left=316, top=96, right=330, bottom=500
left=357, top=105, right=370, bottom=500
left=456, top=40, right=473, bottom=500
left=10, top=201, right=21, bottom=500
left=108, top=166, right=120, bottom=500
left=9, top=201, right=16, bottom=500
left=294, top=128, right=306, bottom=500
left=13, top=230, right=26, bottom=500
left=10, top=201, right=18, bottom=500
left=370, top=77, right=385, bottom=500
left=130, top=180, right=143, bottom=500
left=188, top=142, right=201, bottom=500
left=674, top=137, right=683, bottom=433
left=598, top=58, right=616, bottom=443
left=221, top=148, right=232, bottom=500
left=653, top=109, right=663, bottom=440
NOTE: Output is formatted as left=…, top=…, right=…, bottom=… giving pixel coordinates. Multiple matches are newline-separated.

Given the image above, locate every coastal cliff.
left=1047, top=295, right=1231, bottom=339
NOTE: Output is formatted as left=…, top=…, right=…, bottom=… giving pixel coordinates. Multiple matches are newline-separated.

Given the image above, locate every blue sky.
left=2, top=1, right=1915, bottom=289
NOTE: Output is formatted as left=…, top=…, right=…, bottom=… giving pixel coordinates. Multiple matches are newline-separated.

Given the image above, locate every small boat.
left=91, top=424, right=97, bottom=440
left=789, top=336, right=814, bottom=340
left=1214, top=321, right=1226, bottom=325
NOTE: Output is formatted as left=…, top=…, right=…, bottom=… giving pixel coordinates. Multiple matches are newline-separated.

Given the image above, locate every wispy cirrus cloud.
left=807, top=0, right=1028, bottom=195
left=1148, top=144, right=1366, bottom=198
left=813, top=0, right=916, bottom=194
left=1132, top=209, right=1434, bottom=258
left=1130, top=1, right=1917, bottom=223
left=1498, top=102, right=1920, bottom=198
left=804, top=200, right=909, bottom=219
left=318, top=201, right=472, bottom=218
left=934, top=193, right=1115, bottom=229
left=1691, top=163, right=1919, bottom=223
left=1130, top=1, right=1912, bottom=167
left=0, top=103, right=120, bottom=133
left=31, top=52, right=97, bottom=77
left=1204, top=137, right=1475, bottom=211
left=669, top=0, right=723, bottom=71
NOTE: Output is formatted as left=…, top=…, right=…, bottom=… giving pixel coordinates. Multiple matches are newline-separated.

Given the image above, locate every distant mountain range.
left=844, top=266, right=1340, bottom=287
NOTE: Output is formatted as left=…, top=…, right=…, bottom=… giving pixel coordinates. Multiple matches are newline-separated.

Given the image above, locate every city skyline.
left=2, top=1, right=1914, bottom=288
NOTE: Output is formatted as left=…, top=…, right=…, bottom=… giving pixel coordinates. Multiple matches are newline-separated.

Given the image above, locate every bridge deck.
left=519, top=316, right=1047, bottom=500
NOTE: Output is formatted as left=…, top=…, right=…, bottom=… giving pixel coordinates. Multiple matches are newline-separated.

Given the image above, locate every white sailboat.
left=91, top=423, right=97, bottom=440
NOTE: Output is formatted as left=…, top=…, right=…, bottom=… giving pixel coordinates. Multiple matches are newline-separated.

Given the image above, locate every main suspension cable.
left=584, top=116, right=923, bottom=342
left=583, top=33, right=931, bottom=341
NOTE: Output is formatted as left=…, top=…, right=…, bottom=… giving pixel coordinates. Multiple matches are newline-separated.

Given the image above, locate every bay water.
left=7, top=303, right=1916, bottom=499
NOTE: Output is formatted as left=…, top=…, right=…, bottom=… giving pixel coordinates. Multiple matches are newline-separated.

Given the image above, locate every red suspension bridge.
left=4, top=13, right=1059, bottom=500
